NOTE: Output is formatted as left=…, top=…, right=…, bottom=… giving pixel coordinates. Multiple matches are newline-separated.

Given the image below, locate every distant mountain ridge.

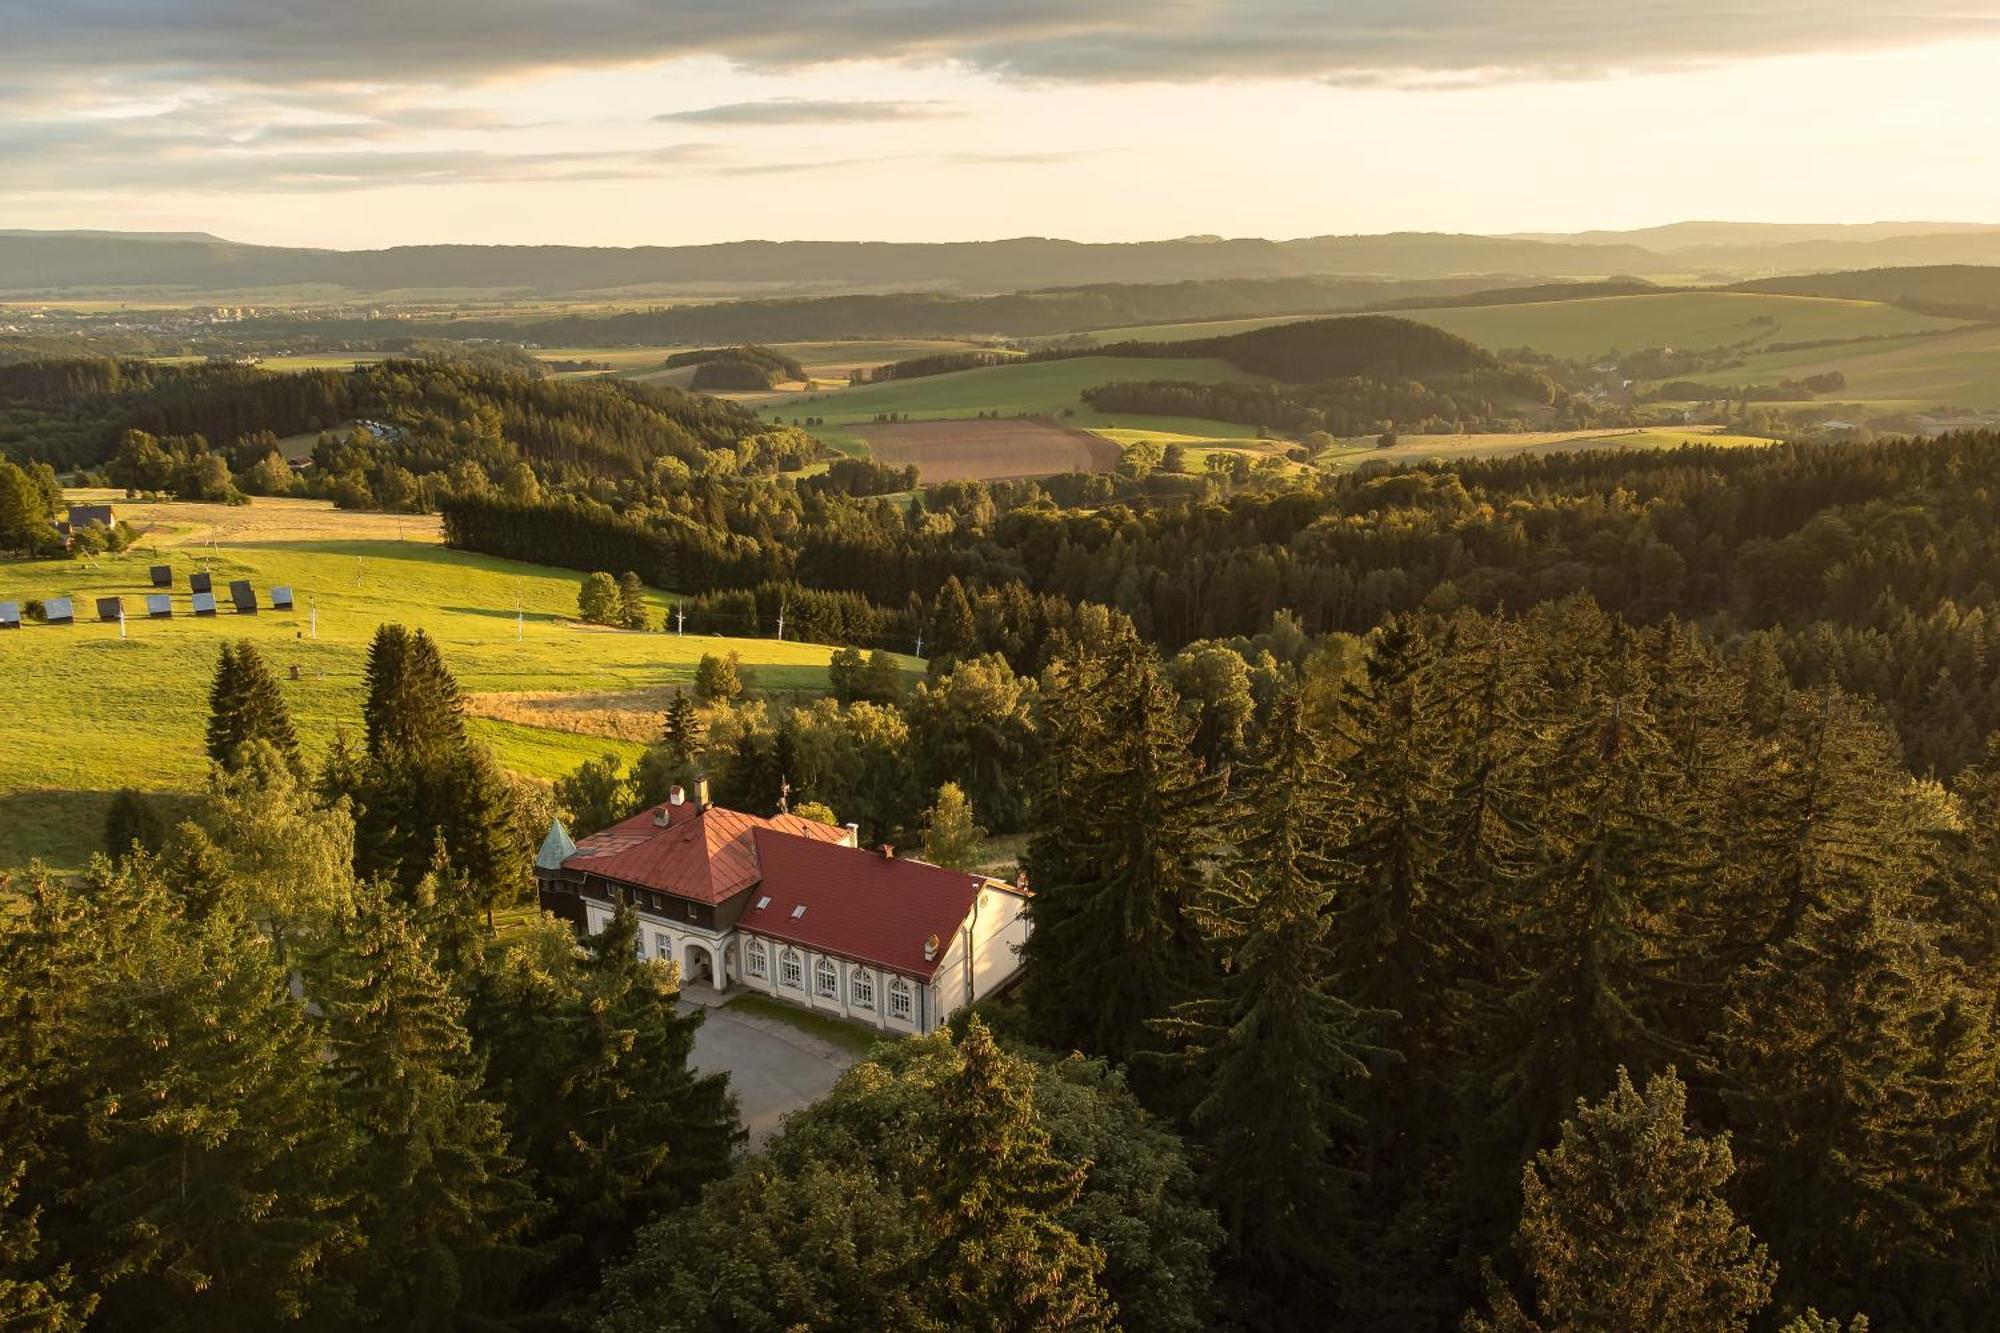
left=7, top=223, right=2000, bottom=304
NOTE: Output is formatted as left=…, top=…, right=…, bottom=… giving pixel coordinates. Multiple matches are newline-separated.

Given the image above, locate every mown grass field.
left=1082, top=292, right=1971, bottom=361
left=0, top=495, right=878, bottom=872
left=1658, top=323, right=2000, bottom=412
left=758, top=355, right=1268, bottom=457
left=1321, top=425, right=1780, bottom=468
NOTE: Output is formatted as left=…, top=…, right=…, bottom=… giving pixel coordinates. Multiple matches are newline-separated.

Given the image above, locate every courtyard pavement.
left=683, top=991, right=860, bottom=1148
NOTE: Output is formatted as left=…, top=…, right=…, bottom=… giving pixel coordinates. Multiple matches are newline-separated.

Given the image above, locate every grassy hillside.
left=0, top=495, right=878, bottom=871
left=759, top=354, right=1271, bottom=454
left=1660, top=324, right=2000, bottom=413
left=1089, top=292, right=1969, bottom=361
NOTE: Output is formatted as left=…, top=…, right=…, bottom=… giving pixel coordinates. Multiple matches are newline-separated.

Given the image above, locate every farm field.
left=1324, top=424, right=1780, bottom=468
left=855, top=417, right=1119, bottom=482
left=555, top=339, right=1003, bottom=389
left=1083, top=292, right=1972, bottom=360
left=1658, top=323, right=2000, bottom=412
left=760, top=354, right=1267, bottom=459
left=0, top=494, right=883, bottom=871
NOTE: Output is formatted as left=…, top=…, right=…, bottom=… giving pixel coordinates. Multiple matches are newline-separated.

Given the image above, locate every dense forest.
left=0, top=358, right=820, bottom=507
left=7, top=349, right=2000, bottom=1330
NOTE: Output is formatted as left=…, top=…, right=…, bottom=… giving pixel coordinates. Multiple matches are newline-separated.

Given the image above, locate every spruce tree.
left=657, top=688, right=704, bottom=767
left=616, top=572, right=650, bottom=631
left=1332, top=617, right=1453, bottom=1042
left=0, top=861, right=353, bottom=1332
left=469, top=910, right=739, bottom=1308
left=326, top=886, right=540, bottom=1329
left=929, top=575, right=978, bottom=665
left=204, top=640, right=301, bottom=772
left=1715, top=887, right=1998, bottom=1324
left=1156, top=691, right=1380, bottom=1323
left=1483, top=630, right=1700, bottom=1159
left=1023, top=638, right=1219, bottom=1064
left=1465, top=1068, right=1775, bottom=1333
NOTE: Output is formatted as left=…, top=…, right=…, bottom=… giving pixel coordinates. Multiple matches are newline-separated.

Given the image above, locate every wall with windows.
left=737, top=931, right=931, bottom=1035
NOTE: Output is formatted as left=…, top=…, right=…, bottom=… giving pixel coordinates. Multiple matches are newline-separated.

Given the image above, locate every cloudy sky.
left=4, top=2, right=1998, bottom=248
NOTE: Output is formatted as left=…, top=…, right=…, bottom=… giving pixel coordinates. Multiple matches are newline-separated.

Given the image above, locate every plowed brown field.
left=854, top=417, right=1119, bottom=482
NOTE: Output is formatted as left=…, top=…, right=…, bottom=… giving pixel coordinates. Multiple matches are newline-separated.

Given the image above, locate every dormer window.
left=755, top=896, right=770, bottom=910
left=790, top=905, right=807, bottom=919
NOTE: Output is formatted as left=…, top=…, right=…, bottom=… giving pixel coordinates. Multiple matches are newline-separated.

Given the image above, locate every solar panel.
left=43, top=597, right=73, bottom=625
left=229, top=580, right=257, bottom=613
left=0, top=602, right=19, bottom=630
left=192, top=592, right=218, bottom=617
left=270, top=586, right=294, bottom=610
left=95, top=597, right=123, bottom=623
left=149, top=565, right=171, bottom=587
left=189, top=572, right=212, bottom=595
left=145, top=594, right=172, bottom=619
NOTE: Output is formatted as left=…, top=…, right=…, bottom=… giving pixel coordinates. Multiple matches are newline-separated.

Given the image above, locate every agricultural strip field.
left=854, top=417, right=1120, bottom=482
left=760, top=354, right=1268, bottom=461
left=0, top=495, right=882, bottom=872
left=1658, top=323, right=2000, bottom=412
left=1082, top=292, right=1971, bottom=360
left=1323, top=425, right=1779, bottom=469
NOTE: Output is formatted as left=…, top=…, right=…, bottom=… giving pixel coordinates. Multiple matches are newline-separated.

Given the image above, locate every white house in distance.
left=534, top=781, right=1030, bottom=1036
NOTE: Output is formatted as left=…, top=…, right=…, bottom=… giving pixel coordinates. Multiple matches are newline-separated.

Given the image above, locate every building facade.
left=534, top=784, right=1030, bottom=1035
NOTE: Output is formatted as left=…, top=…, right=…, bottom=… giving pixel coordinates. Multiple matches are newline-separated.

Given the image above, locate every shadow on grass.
left=0, top=788, right=203, bottom=877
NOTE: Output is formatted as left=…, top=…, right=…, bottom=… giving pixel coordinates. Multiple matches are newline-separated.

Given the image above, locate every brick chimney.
left=668, top=784, right=686, bottom=806
left=922, top=933, right=939, bottom=962
left=878, top=843, right=895, bottom=860
left=694, top=776, right=711, bottom=810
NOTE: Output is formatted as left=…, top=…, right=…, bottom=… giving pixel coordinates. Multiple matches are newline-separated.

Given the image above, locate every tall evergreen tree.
left=467, top=909, right=738, bottom=1308
left=1023, top=638, right=1220, bottom=1063
left=0, top=862, right=353, bottom=1333
left=1715, top=887, right=1998, bottom=1326
left=657, top=688, right=704, bottom=768
left=1156, top=691, right=1380, bottom=1324
left=204, top=640, right=301, bottom=772
left=326, top=886, right=539, bottom=1330
left=1466, top=1068, right=1775, bottom=1333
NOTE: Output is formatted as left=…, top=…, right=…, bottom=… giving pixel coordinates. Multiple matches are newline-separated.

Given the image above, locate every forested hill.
left=1059, top=316, right=1565, bottom=435
left=1729, top=264, right=2000, bottom=321
left=0, top=358, right=782, bottom=475
left=208, top=275, right=1513, bottom=351
left=1074, top=315, right=1500, bottom=380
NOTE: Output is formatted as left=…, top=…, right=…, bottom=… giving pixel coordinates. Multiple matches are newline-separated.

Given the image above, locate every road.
left=685, top=999, right=859, bottom=1148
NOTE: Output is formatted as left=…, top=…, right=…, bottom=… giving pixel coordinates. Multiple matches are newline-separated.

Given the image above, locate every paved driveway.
left=685, top=1000, right=859, bottom=1148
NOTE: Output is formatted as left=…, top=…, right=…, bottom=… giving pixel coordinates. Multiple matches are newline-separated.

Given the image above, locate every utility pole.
left=309, top=598, right=318, bottom=640
left=675, top=605, right=685, bottom=635
left=914, top=630, right=923, bottom=659
left=775, top=607, right=785, bottom=641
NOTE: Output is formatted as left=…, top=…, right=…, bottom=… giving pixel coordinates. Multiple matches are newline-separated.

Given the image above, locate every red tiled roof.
left=563, top=802, right=848, bottom=904
left=738, top=829, right=993, bottom=980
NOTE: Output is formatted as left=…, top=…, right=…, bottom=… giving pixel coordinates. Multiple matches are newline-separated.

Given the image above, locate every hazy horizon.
left=6, top=5, right=1999, bottom=250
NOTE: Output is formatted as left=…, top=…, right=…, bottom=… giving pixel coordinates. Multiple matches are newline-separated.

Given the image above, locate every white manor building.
left=534, top=783, right=1030, bottom=1035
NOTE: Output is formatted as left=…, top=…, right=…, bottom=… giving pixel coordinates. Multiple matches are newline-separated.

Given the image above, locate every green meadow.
left=0, top=497, right=875, bottom=871
left=756, top=354, right=1268, bottom=453
left=1084, top=292, right=1970, bottom=361
left=1661, top=323, right=2000, bottom=412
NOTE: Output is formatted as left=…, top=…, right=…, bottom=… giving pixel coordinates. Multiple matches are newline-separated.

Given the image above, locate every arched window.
left=888, top=976, right=913, bottom=1021
left=852, top=968, right=875, bottom=1010
left=815, top=956, right=838, bottom=999
left=745, top=937, right=767, bottom=979
left=780, top=948, right=804, bottom=990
